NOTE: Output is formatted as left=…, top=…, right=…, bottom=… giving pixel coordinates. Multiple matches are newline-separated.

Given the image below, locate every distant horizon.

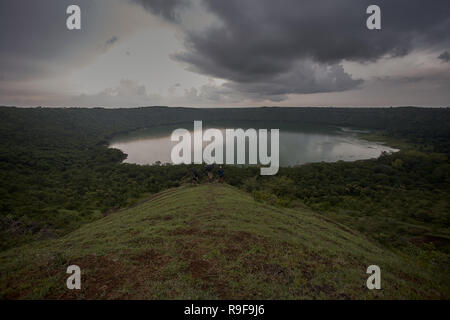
left=1, top=105, right=449, bottom=110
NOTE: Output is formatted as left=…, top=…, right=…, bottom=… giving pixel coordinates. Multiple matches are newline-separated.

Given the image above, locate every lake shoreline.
left=109, top=122, right=399, bottom=167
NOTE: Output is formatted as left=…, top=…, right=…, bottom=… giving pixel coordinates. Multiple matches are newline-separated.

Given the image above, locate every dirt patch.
left=172, top=230, right=232, bottom=298
left=189, top=259, right=211, bottom=279
left=169, top=227, right=217, bottom=237
left=185, top=250, right=229, bottom=298
left=221, top=231, right=254, bottom=258
left=411, top=235, right=450, bottom=250
left=130, top=248, right=171, bottom=270
left=41, top=249, right=172, bottom=300
left=170, top=227, right=201, bottom=236
left=103, top=207, right=120, bottom=217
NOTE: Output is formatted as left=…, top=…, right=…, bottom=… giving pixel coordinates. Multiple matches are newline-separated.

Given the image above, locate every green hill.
left=0, top=184, right=448, bottom=299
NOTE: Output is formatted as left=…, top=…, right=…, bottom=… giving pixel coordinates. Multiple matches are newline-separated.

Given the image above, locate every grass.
left=0, top=184, right=448, bottom=299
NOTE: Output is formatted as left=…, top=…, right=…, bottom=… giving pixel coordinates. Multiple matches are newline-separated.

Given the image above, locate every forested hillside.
left=0, top=106, right=449, bottom=259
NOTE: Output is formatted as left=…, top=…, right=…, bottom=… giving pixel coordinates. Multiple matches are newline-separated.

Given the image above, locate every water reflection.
left=109, top=122, right=398, bottom=166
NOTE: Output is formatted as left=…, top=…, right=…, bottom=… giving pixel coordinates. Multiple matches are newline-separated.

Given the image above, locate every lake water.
left=109, top=122, right=398, bottom=167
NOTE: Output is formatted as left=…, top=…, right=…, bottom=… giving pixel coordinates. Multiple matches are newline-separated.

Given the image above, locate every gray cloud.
left=105, top=36, right=118, bottom=46
left=133, top=0, right=450, bottom=101
left=102, top=36, right=119, bottom=52
left=130, top=0, right=189, bottom=22
left=438, top=51, right=450, bottom=62
left=187, top=0, right=450, bottom=64
left=222, top=62, right=363, bottom=101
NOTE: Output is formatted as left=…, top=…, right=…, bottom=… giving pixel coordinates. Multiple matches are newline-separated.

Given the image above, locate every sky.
left=1, top=0, right=450, bottom=108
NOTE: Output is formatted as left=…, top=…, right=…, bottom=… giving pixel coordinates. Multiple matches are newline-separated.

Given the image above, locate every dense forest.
left=0, top=106, right=449, bottom=263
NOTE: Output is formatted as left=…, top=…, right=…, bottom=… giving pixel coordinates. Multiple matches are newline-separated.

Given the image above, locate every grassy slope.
left=1, top=184, right=448, bottom=299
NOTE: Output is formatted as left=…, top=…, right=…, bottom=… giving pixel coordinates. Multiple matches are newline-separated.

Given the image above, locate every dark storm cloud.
left=176, top=0, right=450, bottom=71
left=222, top=62, right=363, bottom=100
left=438, top=51, right=450, bottom=62
left=130, top=0, right=189, bottom=22
left=131, top=0, right=450, bottom=99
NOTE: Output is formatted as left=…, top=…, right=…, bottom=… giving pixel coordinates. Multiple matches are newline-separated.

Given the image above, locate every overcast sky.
left=1, top=0, right=449, bottom=108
